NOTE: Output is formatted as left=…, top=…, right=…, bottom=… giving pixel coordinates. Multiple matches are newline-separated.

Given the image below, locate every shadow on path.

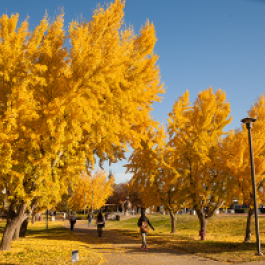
left=63, top=222, right=234, bottom=265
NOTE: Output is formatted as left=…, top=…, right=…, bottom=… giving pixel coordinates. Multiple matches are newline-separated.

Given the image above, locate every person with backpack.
left=96, top=212, right=105, bottom=237
left=69, top=211, right=77, bottom=231
left=137, top=210, right=155, bottom=251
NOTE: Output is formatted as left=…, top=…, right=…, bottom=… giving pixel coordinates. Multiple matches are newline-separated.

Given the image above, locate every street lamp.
left=92, top=189, right=93, bottom=213
left=241, top=117, right=263, bottom=256
left=46, top=208, right=48, bottom=230
left=84, top=191, right=86, bottom=216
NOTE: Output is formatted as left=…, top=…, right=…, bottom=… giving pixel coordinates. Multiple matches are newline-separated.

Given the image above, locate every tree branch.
left=51, top=151, right=64, bottom=168
left=205, top=201, right=223, bottom=219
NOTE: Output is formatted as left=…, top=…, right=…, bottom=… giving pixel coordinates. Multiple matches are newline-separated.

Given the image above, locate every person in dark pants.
left=96, top=212, right=105, bottom=237
left=137, top=210, right=155, bottom=251
left=69, top=212, right=76, bottom=231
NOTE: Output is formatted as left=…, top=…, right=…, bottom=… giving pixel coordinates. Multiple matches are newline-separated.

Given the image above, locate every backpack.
left=140, top=220, right=149, bottom=233
left=72, top=215, right=76, bottom=224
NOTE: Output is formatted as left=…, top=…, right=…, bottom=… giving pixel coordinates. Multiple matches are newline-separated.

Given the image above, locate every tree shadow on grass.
left=2, top=221, right=264, bottom=259
left=110, top=228, right=265, bottom=255
left=25, top=228, right=83, bottom=243
left=0, top=224, right=83, bottom=244
left=193, top=240, right=265, bottom=253
left=25, top=227, right=67, bottom=237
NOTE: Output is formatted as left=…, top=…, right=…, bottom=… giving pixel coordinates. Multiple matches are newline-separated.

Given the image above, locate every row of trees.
left=125, top=88, right=265, bottom=241
left=0, top=0, right=165, bottom=251
left=61, top=173, right=143, bottom=214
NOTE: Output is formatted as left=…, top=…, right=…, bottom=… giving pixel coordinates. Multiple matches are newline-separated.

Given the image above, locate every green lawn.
left=0, top=221, right=102, bottom=265
left=98, top=213, right=265, bottom=263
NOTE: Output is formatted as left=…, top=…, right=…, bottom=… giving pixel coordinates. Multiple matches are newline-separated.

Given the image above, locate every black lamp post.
left=92, top=190, right=93, bottom=213
left=46, top=209, right=48, bottom=230
left=241, top=117, right=263, bottom=256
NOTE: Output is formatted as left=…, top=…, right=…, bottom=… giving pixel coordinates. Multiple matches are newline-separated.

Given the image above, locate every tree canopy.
left=0, top=0, right=165, bottom=251
left=68, top=170, right=115, bottom=211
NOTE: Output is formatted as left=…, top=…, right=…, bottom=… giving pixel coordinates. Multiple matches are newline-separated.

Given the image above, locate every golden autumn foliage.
left=161, top=87, right=232, bottom=211
left=68, top=170, right=115, bottom=211
left=125, top=87, right=233, bottom=234
left=0, top=0, right=165, bottom=211
left=125, top=125, right=171, bottom=209
left=0, top=0, right=165, bottom=251
left=125, top=124, right=185, bottom=204
left=220, top=94, right=265, bottom=207
left=125, top=122, right=191, bottom=233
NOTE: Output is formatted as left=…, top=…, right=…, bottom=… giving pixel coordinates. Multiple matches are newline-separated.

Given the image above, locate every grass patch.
left=0, top=221, right=102, bottom=265
left=99, top=213, right=265, bottom=263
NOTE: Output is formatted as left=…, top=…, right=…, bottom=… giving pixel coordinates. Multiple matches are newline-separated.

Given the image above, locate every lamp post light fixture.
left=241, top=117, right=263, bottom=256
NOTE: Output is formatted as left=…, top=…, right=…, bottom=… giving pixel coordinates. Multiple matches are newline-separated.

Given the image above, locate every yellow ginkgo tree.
left=68, top=170, right=115, bottom=212
left=221, top=94, right=265, bottom=242
left=125, top=124, right=188, bottom=233
left=160, top=87, right=232, bottom=239
left=0, top=0, right=165, bottom=251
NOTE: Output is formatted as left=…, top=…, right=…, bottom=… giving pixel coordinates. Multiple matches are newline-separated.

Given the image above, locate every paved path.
left=63, top=220, right=265, bottom=265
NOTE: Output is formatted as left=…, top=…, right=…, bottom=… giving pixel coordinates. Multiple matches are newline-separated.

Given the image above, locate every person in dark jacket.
left=69, top=211, right=77, bottom=231
left=137, top=211, right=155, bottom=251
left=96, top=212, right=105, bottom=237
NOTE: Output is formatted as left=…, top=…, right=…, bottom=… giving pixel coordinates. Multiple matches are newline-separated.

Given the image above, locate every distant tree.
left=68, top=170, right=115, bottom=212
left=55, top=193, right=71, bottom=212
left=125, top=124, right=186, bottom=233
left=161, top=88, right=232, bottom=239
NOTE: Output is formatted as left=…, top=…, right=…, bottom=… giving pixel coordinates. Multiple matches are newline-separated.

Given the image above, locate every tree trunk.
left=244, top=208, right=254, bottom=242
left=31, top=214, right=36, bottom=224
left=196, top=208, right=207, bottom=240
left=0, top=204, right=27, bottom=251
left=0, top=220, right=17, bottom=251
left=19, top=218, right=29, bottom=237
left=169, top=210, right=176, bottom=233
left=12, top=223, right=20, bottom=241
left=12, top=215, right=29, bottom=241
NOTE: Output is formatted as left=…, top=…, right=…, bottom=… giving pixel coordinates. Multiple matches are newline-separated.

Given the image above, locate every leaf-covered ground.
left=0, top=221, right=103, bottom=265
left=91, top=213, right=265, bottom=263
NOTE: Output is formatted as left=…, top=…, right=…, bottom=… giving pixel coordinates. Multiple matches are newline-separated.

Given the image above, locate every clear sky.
left=1, top=0, right=265, bottom=184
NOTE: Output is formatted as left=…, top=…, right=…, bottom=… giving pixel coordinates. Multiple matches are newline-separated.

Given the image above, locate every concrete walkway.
left=63, top=220, right=265, bottom=265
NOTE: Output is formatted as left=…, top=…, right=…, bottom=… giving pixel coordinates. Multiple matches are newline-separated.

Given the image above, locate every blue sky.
left=1, top=0, right=265, bottom=184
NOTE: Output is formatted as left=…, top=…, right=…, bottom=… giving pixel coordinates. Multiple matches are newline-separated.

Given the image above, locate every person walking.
left=68, top=211, right=72, bottom=229
left=96, top=212, right=105, bottom=237
left=88, top=211, right=93, bottom=227
left=69, top=211, right=77, bottom=231
left=137, top=210, right=155, bottom=251
left=63, top=212, right=66, bottom=221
